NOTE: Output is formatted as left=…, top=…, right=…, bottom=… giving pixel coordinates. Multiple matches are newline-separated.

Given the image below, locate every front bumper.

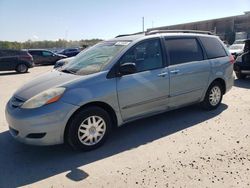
left=5, top=98, right=78, bottom=146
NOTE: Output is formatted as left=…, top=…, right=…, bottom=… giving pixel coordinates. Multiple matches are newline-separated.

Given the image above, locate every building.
left=148, top=12, right=250, bottom=44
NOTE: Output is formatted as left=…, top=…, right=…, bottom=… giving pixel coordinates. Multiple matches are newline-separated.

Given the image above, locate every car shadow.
left=234, top=77, right=250, bottom=89
left=0, top=104, right=228, bottom=187
left=0, top=71, right=30, bottom=76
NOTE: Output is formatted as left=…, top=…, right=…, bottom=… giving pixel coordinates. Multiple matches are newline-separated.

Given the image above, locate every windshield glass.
left=229, top=44, right=244, bottom=50
left=61, top=41, right=130, bottom=75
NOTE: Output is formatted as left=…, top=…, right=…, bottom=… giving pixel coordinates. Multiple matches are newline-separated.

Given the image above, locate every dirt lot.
left=0, top=66, right=250, bottom=188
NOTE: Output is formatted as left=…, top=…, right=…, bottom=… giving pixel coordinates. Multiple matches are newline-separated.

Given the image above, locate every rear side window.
left=165, top=38, right=203, bottom=65
left=199, top=37, right=227, bottom=59
left=29, top=51, right=41, bottom=56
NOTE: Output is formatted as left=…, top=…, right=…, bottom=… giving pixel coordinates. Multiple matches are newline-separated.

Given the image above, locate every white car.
left=229, top=40, right=245, bottom=57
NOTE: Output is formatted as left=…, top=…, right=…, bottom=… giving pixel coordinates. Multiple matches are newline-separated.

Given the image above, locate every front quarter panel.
left=61, top=71, right=123, bottom=125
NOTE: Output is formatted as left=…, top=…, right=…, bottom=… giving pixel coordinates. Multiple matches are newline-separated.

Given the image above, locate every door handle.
left=158, top=72, right=168, bottom=77
left=170, top=70, right=180, bottom=74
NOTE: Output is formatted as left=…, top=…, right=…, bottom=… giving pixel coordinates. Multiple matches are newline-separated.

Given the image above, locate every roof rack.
left=146, top=30, right=214, bottom=35
left=115, top=32, right=145, bottom=38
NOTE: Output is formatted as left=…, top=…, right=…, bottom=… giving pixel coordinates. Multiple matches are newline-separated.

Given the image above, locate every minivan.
left=6, top=30, right=234, bottom=151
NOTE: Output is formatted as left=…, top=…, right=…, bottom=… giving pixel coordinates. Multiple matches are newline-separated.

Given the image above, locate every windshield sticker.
left=115, top=41, right=130, bottom=46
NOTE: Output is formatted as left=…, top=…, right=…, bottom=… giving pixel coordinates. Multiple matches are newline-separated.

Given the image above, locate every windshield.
left=229, top=44, right=244, bottom=50
left=61, top=41, right=130, bottom=75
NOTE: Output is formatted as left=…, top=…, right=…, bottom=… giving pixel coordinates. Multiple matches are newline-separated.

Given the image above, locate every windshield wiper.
left=60, top=69, right=76, bottom=74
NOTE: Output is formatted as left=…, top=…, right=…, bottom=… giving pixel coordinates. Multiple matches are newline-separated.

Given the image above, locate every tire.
left=235, top=72, right=246, bottom=79
left=66, top=106, right=112, bottom=151
left=201, top=81, right=223, bottom=110
left=16, top=64, right=28, bottom=73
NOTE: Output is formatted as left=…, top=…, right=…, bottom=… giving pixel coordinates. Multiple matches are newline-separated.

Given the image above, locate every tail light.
left=19, top=53, right=33, bottom=62
left=229, top=55, right=235, bottom=64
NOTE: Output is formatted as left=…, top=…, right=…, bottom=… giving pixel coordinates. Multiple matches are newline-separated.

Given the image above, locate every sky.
left=0, top=0, right=249, bottom=42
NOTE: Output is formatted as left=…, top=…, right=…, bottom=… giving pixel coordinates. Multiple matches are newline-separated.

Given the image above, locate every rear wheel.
left=201, top=81, right=223, bottom=110
left=16, top=64, right=28, bottom=73
left=235, top=72, right=246, bottom=79
left=66, top=106, right=112, bottom=151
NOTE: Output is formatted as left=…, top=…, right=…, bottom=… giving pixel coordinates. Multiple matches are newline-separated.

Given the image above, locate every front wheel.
left=201, top=82, right=223, bottom=110
left=66, top=106, right=112, bottom=151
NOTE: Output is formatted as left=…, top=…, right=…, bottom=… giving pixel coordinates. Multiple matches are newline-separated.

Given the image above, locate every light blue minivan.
left=6, top=30, right=235, bottom=150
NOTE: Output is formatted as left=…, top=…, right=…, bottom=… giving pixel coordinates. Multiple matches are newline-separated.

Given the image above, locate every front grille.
left=11, top=96, right=25, bottom=108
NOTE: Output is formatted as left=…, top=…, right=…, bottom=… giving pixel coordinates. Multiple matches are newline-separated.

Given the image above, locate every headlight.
left=21, top=87, right=66, bottom=109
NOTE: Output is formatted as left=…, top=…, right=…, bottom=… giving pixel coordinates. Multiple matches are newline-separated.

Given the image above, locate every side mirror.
left=119, top=62, right=137, bottom=76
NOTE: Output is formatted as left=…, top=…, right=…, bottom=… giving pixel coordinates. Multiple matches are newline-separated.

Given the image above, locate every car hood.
left=58, top=57, right=74, bottom=63
left=229, top=49, right=243, bottom=54
left=14, top=70, right=81, bottom=100
left=56, top=53, right=67, bottom=58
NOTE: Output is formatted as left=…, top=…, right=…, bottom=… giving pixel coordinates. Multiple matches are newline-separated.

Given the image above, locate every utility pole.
left=142, top=17, right=145, bottom=32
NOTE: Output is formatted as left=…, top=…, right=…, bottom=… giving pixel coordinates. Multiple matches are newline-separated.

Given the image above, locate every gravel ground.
left=0, top=66, right=249, bottom=188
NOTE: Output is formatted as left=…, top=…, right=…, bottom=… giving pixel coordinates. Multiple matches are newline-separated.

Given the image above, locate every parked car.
left=54, top=47, right=89, bottom=69
left=6, top=30, right=234, bottom=151
left=0, top=49, right=34, bottom=73
left=58, top=48, right=81, bottom=57
left=54, top=57, right=75, bottom=69
left=28, top=49, right=67, bottom=65
left=233, top=39, right=250, bottom=79
left=229, top=40, right=246, bottom=58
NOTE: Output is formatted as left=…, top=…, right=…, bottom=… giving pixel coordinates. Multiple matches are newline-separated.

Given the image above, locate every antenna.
left=142, top=17, right=144, bottom=32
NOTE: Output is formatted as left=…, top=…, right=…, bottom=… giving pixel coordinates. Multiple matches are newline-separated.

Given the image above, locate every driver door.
left=116, top=38, right=170, bottom=121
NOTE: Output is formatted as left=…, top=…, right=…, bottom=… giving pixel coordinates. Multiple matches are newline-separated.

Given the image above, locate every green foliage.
left=0, top=39, right=103, bottom=50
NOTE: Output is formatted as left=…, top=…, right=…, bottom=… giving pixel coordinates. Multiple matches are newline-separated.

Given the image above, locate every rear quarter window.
left=199, top=37, right=227, bottom=59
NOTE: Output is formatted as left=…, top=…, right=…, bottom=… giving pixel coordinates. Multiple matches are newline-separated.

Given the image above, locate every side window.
left=29, top=51, right=41, bottom=56
left=199, top=37, right=227, bottom=59
left=120, top=39, right=163, bottom=72
left=42, top=51, right=53, bottom=56
left=165, top=38, right=204, bottom=65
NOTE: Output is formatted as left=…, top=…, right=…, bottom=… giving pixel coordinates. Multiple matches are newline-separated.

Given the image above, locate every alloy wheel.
left=209, top=86, right=221, bottom=106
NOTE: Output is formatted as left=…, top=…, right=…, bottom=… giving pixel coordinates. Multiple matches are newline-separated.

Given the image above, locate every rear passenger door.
left=164, top=37, right=210, bottom=108
left=29, top=51, right=42, bottom=64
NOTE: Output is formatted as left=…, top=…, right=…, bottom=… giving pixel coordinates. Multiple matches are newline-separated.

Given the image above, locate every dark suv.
left=28, top=49, right=67, bottom=65
left=0, top=49, right=34, bottom=73
left=58, top=48, right=81, bottom=57
left=233, top=39, right=250, bottom=79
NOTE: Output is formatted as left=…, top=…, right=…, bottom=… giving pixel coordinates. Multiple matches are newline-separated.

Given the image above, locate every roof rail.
left=146, top=30, right=214, bottom=35
left=115, top=32, right=145, bottom=38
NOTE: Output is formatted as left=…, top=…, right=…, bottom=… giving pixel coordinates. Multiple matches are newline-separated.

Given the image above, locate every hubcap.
left=209, top=86, right=221, bottom=106
left=18, top=64, right=27, bottom=73
left=78, top=116, right=106, bottom=146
